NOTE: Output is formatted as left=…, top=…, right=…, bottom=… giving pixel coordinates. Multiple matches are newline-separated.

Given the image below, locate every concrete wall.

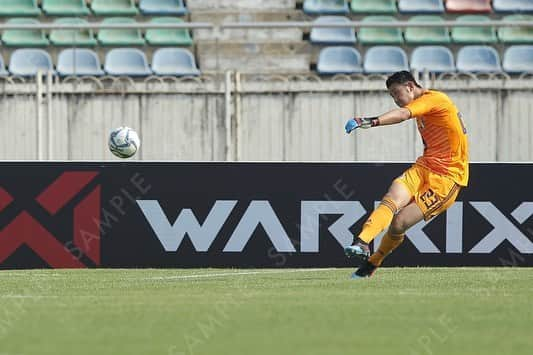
left=0, top=76, right=531, bottom=162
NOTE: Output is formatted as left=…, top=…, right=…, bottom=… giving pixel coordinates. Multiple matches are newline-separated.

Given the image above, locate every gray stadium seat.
left=303, top=0, right=350, bottom=15
left=139, top=0, right=188, bottom=15
left=310, top=16, right=356, bottom=44
left=9, top=49, right=55, bottom=76
left=57, top=49, right=105, bottom=76
left=410, top=46, right=455, bottom=73
left=503, top=45, right=533, bottom=73
left=456, top=46, right=502, bottom=73
left=152, top=48, right=200, bottom=76
left=363, top=46, right=408, bottom=73
left=493, top=0, right=533, bottom=13
left=398, top=0, right=444, bottom=14
left=104, top=48, right=153, bottom=76
left=317, top=46, right=363, bottom=74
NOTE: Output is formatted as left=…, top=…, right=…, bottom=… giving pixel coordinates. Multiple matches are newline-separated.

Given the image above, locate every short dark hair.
left=386, top=71, right=422, bottom=89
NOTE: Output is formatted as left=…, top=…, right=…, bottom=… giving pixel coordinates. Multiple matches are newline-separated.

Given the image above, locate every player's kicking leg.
left=351, top=202, right=423, bottom=279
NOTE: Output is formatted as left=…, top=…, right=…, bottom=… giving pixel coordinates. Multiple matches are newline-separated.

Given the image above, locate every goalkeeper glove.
left=345, top=117, right=379, bottom=134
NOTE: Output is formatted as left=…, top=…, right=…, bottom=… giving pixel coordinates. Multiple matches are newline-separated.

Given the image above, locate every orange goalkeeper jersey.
left=405, top=90, right=469, bottom=186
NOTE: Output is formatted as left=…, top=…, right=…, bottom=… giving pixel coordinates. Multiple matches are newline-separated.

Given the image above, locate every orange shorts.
left=394, top=164, right=461, bottom=221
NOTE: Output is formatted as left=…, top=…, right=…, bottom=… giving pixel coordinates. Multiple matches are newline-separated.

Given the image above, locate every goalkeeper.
left=344, top=71, right=469, bottom=279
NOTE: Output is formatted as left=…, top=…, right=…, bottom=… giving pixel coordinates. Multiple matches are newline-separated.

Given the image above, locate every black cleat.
left=351, top=261, right=377, bottom=279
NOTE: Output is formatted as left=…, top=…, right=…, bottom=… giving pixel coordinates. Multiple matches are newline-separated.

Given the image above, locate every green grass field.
left=0, top=268, right=531, bottom=355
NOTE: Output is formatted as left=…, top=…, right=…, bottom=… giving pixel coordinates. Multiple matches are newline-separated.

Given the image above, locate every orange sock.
left=368, top=231, right=405, bottom=267
left=357, top=197, right=398, bottom=244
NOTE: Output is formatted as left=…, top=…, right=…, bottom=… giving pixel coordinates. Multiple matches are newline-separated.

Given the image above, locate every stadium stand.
left=398, top=0, right=445, bottom=14
left=145, top=17, right=193, bottom=46
left=97, top=17, right=146, bottom=46
left=350, top=0, right=397, bottom=14
left=42, top=0, right=91, bottom=16
left=493, top=0, right=533, bottom=13
left=0, top=0, right=41, bottom=17
left=410, top=45, right=456, bottom=73
left=445, top=0, right=492, bottom=14
left=310, top=16, right=356, bottom=44
left=90, top=0, right=138, bottom=16
left=0, top=0, right=529, bottom=76
left=404, top=15, right=451, bottom=44
left=451, top=15, right=498, bottom=43
left=57, top=48, right=105, bottom=76
left=456, top=45, right=502, bottom=72
left=0, top=55, right=8, bottom=76
left=316, top=46, right=362, bottom=74
left=2, top=18, right=49, bottom=47
left=363, top=46, right=408, bottom=73
left=358, top=16, right=403, bottom=44
left=9, top=49, right=55, bottom=76
left=303, top=0, right=350, bottom=15
left=498, top=15, right=533, bottom=43
left=152, top=48, right=201, bottom=76
left=139, top=0, right=188, bottom=16
left=104, top=48, right=153, bottom=76
left=502, top=45, right=533, bottom=73
left=50, top=18, right=98, bottom=46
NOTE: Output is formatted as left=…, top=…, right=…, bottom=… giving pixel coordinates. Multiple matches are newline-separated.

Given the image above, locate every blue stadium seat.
left=410, top=46, right=455, bottom=73
left=105, top=48, right=153, bottom=76
left=139, top=0, right=188, bottom=15
left=152, top=48, right=200, bottom=76
left=363, top=46, right=408, bottom=73
left=398, top=0, right=444, bottom=14
left=493, top=0, right=533, bottom=13
left=57, top=49, right=105, bottom=76
left=456, top=46, right=502, bottom=73
left=9, top=49, right=55, bottom=76
left=503, top=45, right=533, bottom=73
left=303, top=0, right=350, bottom=15
left=316, top=46, right=363, bottom=74
left=310, top=16, right=356, bottom=44
left=0, top=55, right=8, bottom=76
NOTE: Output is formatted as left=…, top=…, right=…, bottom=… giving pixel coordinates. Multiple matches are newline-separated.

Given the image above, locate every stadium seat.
left=411, top=46, right=455, bottom=73
left=91, top=0, right=138, bottom=16
left=57, top=49, right=105, bottom=76
left=152, top=48, right=200, bottom=76
left=42, top=0, right=91, bottom=16
left=145, top=17, right=193, bottom=46
left=0, top=55, right=8, bottom=76
left=503, top=45, right=533, bottom=73
left=445, top=0, right=492, bottom=14
left=398, top=0, right=444, bottom=14
left=456, top=46, right=502, bottom=72
left=404, top=16, right=451, bottom=44
left=351, top=0, right=397, bottom=14
left=451, top=15, right=497, bottom=44
left=498, top=15, right=533, bottom=44
left=0, top=0, right=41, bottom=16
left=50, top=18, right=98, bottom=46
left=316, top=46, right=363, bottom=74
left=98, top=18, right=146, bottom=46
left=104, top=48, right=152, bottom=76
left=139, top=0, right=188, bottom=16
left=310, top=16, right=356, bottom=44
left=358, top=16, right=403, bottom=44
left=9, top=49, right=55, bottom=76
left=493, top=0, right=533, bottom=13
left=364, top=46, right=408, bottom=73
left=303, top=0, right=350, bottom=15
left=2, top=19, right=50, bottom=47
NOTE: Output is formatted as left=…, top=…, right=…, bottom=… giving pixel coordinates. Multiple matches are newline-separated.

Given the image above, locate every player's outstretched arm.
left=345, top=108, right=411, bottom=134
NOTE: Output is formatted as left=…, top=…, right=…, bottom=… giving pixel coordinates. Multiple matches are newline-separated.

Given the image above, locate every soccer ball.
left=108, top=126, right=140, bottom=158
